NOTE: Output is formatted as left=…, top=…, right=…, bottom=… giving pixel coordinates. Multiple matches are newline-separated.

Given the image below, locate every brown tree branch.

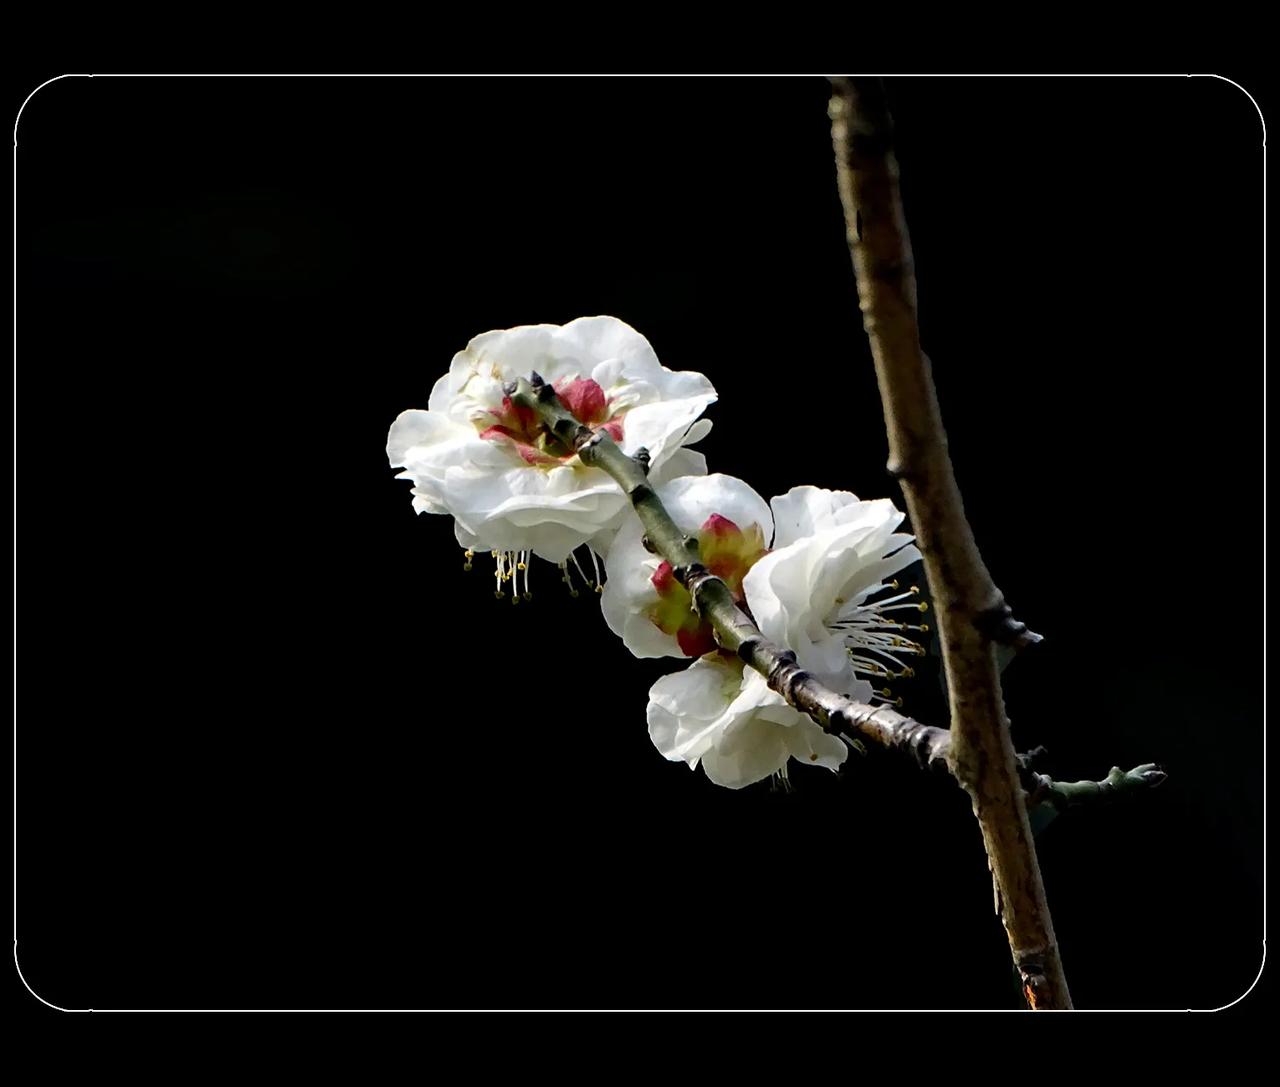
left=829, top=77, right=1071, bottom=1009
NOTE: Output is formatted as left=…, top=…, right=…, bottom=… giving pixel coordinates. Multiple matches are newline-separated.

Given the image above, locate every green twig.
left=1025, top=762, right=1168, bottom=811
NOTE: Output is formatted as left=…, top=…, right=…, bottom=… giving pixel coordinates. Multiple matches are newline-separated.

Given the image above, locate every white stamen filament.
left=557, top=559, right=579, bottom=597
left=865, top=588, right=917, bottom=609
left=831, top=581, right=927, bottom=682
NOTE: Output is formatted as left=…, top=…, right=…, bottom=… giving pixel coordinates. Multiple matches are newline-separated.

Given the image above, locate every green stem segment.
left=1028, top=764, right=1167, bottom=811
left=509, top=374, right=951, bottom=769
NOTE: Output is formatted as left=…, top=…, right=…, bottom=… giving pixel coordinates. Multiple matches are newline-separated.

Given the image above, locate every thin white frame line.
left=12, top=72, right=1266, bottom=1013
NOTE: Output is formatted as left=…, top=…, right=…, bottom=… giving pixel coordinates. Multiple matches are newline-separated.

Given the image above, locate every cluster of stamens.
left=558, top=547, right=603, bottom=598
left=471, top=548, right=531, bottom=603
left=829, top=580, right=930, bottom=707
left=461, top=544, right=603, bottom=603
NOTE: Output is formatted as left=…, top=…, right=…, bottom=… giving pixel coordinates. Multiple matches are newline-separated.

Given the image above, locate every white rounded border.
left=10, top=71, right=1266, bottom=1013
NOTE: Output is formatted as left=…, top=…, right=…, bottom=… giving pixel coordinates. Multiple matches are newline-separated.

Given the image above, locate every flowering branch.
left=829, top=76, right=1074, bottom=1010
left=508, top=374, right=951, bottom=769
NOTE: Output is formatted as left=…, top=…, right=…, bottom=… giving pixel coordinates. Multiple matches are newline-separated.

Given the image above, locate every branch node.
left=885, top=456, right=918, bottom=482
left=974, top=598, right=1043, bottom=650
left=672, top=561, right=706, bottom=587
left=1015, top=745, right=1050, bottom=772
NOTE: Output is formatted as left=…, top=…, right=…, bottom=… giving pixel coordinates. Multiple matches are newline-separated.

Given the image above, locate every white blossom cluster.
left=389, top=318, right=924, bottom=789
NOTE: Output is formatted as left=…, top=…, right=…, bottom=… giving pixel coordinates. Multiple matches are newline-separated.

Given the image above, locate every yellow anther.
left=464, top=549, right=474, bottom=559
left=890, top=580, right=899, bottom=590
left=516, top=562, right=527, bottom=571
left=879, top=687, right=893, bottom=697
left=490, top=550, right=498, bottom=558
left=494, top=590, right=505, bottom=599
left=511, top=594, right=519, bottom=606
left=920, top=623, right=929, bottom=633
left=594, top=584, right=603, bottom=594
left=523, top=592, right=533, bottom=602
left=918, top=602, right=929, bottom=613
left=894, top=697, right=904, bottom=708
left=462, top=562, right=473, bottom=571
left=569, top=589, right=580, bottom=598
left=901, top=666, right=915, bottom=678
left=910, top=585, right=920, bottom=595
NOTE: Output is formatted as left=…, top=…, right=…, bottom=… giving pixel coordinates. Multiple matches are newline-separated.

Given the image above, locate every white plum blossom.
left=743, top=486, right=926, bottom=705
left=604, top=479, right=925, bottom=789
left=601, top=474, right=772, bottom=659
left=387, top=317, right=716, bottom=585
left=646, top=660, right=851, bottom=791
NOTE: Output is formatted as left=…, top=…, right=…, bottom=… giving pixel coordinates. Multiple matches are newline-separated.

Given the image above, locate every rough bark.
left=829, top=77, right=1070, bottom=1010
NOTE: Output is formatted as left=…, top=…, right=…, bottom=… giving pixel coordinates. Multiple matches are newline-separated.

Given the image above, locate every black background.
left=13, top=75, right=1264, bottom=1011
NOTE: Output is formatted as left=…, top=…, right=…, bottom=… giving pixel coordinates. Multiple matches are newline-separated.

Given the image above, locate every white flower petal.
left=600, top=514, right=682, bottom=658
left=782, top=719, right=850, bottom=772
left=412, top=492, right=448, bottom=515
left=646, top=657, right=847, bottom=790
left=745, top=500, right=915, bottom=646
left=770, top=484, right=867, bottom=548
left=698, top=717, right=792, bottom=789
left=389, top=317, right=717, bottom=564
left=620, top=392, right=717, bottom=468
left=561, top=315, right=662, bottom=372
left=742, top=489, right=923, bottom=702
left=387, top=409, right=474, bottom=467
left=660, top=474, right=773, bottom=540
left=646, top=446, right=708, bottom=487
left=647, top=658, right=745, bottom=763
left=682, top=418, right=713, bottom=447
